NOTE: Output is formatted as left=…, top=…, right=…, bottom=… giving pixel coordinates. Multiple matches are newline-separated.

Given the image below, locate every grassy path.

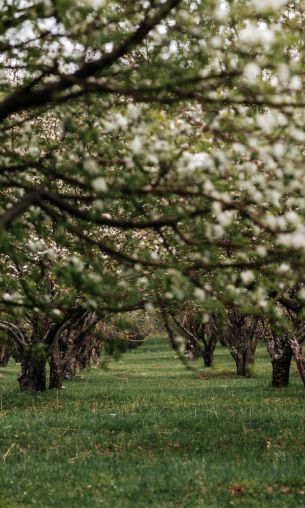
left=0, top=337, right=305, bottom=507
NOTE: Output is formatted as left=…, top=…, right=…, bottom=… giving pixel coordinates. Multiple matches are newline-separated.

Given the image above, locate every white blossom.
left=92, top=177, right=108, bottom=192
left=194, top=287, right=206, bottom=301
left=241, top=270, right=255, bottom=285
left=290, top=75, right=302, bottom=91
left=83, top=158, right=99, bottom=174
left=256, top=246, right=267, bottom=257
left=299, top=288, right=305, bottom=300
left=243, top=63, right=261, bottom=84
left=130, top=136, right=143, bottom=154
left=278, top=229, right=305, bottom=249
left=213, top=1, right=229, bottom=21
left=238, top=23, right=275, bottom=47
left=249, top=0, right=286, bottom=12
left=277, top=263, right=290, bottom=273
left=144, top=302, right=155, bottom=313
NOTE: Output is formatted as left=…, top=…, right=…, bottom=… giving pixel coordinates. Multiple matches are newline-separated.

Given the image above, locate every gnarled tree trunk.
left=59, top=312, right=99, bottom=380
left=171, top=312, right=218, bottom=367
left=18, top=349, right=47, bottom=392
left=223, top=312, right=259, bottom=378
left=272, top=349, right=292, bottom=387
left=267, top=333, right=292, bottom=387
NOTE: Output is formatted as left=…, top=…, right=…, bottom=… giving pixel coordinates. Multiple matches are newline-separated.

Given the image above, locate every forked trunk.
left=231, top=350, right=254, bottom=377
left=224, top=313, right=259, bottom=378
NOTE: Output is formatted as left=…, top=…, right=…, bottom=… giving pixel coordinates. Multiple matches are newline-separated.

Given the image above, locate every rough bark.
left=1, top=309, right=98, bottom=391
left=289, top=338, right=305, bottom=387
left=18, top=349, right=47, bottom=392
left=231, top=348, right=256, bottom=377
left=60, top=332, right=80, bottom=380
left=171, top=313, right=218, bottom=367
left=271, top=349, right=292, bottom=387
left=49, top=344, right=62, bottom=389
left=223, top=312, right=258, bottom=378
left=56, top=312, right=98, bottom=381
left=267, top=334, right=292, bottom=387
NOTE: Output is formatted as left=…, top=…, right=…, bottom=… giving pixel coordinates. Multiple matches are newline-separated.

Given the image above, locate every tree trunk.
left=235, top=352, right=245, bottom=376
left=91, top=346, right=101, bottom=367
left=230, top=347, right=256, bottom=377
left=60, top=332, right=80, bottom=380
left=267, top=333, right=293, bottom=388
left=202, top=348, right=214, bottom=367
left=49, top=345, right=62, bottom=389
left=18, top=351, right=47, bottom=392
left=62, top=356, right=79, bottom=380
left=230, top=351, right=245, bottom=376
left=201, top=334, right=217, bottom=367
left=78, top=335, right=92, bottom=371
left=229, top=341, right=256, bottom=377
left=289, top=338, right=305, bottom=387
left=0, top=345, right=10, bottom=367
left=79, top=349, right=90, bottom=370
left=271, top=349, right=292, bottom=387
left=223, top=313, right=258, bottom=378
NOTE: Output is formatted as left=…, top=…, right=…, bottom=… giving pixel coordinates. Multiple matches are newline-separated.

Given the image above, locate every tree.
left=1, top=0, right=305, bottom=389
left=169, top=310, right=218, bottom=367
left=222, top=310, right=259, bottom=377
left=265, top=307, right=305, bottom=388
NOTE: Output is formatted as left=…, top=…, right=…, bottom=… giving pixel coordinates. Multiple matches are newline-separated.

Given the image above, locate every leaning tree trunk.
left=18, top=349, right=47, bottom=392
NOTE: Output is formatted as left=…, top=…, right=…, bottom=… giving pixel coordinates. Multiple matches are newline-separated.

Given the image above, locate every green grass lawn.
left=1, top=338, right=305, bottom=508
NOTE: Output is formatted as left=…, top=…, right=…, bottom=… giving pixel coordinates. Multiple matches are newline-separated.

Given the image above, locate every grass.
left=0, top=338, right=305, bottom=507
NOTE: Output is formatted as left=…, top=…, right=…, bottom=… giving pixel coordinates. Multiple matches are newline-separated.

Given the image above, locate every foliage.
left=0, top=0, right=305, bottom=330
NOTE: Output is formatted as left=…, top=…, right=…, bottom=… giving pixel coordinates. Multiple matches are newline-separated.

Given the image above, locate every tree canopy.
left=1, top=0, right=305, bottom=330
